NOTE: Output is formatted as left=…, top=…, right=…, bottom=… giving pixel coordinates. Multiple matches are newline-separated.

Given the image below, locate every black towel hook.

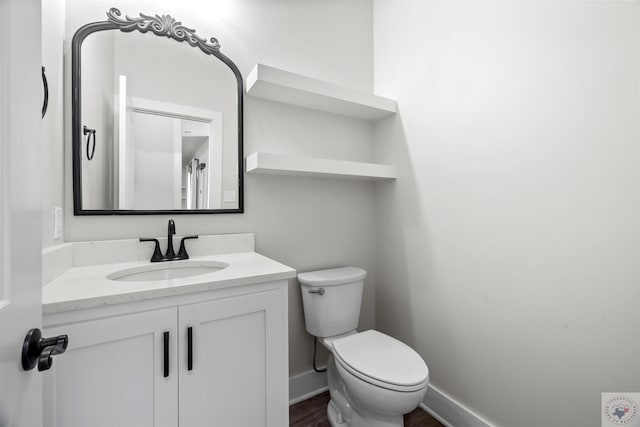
left=83, top=125, right=96, bottom=160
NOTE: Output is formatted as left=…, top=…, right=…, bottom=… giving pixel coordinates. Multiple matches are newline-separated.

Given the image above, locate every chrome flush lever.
left=308, top=288, right=325, bottom=295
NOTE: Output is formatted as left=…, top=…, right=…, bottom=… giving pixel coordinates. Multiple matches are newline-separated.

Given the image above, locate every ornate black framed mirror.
left=72, top=8, right=243, bottom=215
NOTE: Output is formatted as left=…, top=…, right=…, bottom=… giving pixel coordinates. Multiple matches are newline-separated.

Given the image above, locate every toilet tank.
left=298, top=267, right=367, bottom=338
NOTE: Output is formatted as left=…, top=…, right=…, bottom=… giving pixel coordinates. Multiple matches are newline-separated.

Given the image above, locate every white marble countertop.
left=43, top=252, right=297, bottom=314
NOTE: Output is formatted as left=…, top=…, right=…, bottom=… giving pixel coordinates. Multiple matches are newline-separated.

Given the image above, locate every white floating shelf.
left=246, top=152, right=396, bottom=181
left=246, top=64, right=397, bottom=121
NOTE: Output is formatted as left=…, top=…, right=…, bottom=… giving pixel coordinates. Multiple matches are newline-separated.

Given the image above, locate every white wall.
left=41, top=0, right=65, bottom=247
left=43, top=0, right=375, bottom=377
left=373, top=1, right=640, bottom=426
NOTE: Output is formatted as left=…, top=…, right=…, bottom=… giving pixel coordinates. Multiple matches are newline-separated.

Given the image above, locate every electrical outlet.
left=223, top=190, right=236, bottom=203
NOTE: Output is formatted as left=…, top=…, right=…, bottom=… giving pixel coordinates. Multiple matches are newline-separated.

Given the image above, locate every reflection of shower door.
left=197, top=162, right=208, bottom=208
left=186, top=158, right=209, bottom=209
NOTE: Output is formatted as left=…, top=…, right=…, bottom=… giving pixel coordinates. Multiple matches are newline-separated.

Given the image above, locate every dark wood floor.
left=290, top=391, right=444, bottom=427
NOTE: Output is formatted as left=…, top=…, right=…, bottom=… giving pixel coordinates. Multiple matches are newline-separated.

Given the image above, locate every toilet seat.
left=332, top=330, right=429, bottom=392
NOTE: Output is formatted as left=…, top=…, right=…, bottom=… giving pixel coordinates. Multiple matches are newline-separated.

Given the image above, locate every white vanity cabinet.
left=43, top=281, right=288, bottom=427
left=43, top=308, right=179, bottom=427
left=178, top=288, right=287, bottom=427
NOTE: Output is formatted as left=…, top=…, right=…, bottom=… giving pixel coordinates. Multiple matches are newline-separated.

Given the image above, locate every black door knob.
left=21, top=328, right=68, bottom=371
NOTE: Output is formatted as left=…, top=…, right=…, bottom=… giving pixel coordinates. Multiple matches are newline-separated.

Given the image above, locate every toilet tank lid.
left=298, top=267, right=366, bottom=286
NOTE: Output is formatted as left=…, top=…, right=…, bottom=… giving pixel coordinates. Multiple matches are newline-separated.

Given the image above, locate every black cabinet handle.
left=163, top=331, right=169, bottom=378
left=187, top=327, right=193, bottom=371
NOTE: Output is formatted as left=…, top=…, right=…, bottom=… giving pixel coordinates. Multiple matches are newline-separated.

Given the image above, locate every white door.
left=178, top=289, right=288, bottom=427
left=0, top=0, right=44, bottom=426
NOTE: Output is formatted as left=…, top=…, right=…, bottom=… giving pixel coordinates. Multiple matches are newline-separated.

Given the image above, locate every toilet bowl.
left=299, top=267, right=429, bottom=427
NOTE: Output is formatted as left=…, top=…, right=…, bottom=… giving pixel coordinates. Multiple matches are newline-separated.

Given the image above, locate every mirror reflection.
left=74, top=14, right=242, bottom=214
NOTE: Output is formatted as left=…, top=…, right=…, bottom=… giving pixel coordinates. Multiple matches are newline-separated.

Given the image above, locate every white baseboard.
left=421, top=384, right=494, bottom=427
left=289, top=369, right=328, bottom=405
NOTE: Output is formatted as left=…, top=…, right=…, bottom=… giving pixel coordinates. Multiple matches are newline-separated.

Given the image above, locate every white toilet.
left=299, top=267, right=429, bottom=427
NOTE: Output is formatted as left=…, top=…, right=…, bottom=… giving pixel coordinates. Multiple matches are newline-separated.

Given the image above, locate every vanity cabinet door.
left=43, top=308, right=178, bottom=427
left=178, top=287, right=288, bottom=427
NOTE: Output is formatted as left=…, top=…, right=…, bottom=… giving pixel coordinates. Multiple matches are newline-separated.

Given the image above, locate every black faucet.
left=140, top=219, right=199, bottom=262
left=166, top=219, right=176, bottom=260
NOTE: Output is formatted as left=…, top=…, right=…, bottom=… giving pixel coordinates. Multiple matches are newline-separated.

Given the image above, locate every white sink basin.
left=107, top=260, right=228, bottom=282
